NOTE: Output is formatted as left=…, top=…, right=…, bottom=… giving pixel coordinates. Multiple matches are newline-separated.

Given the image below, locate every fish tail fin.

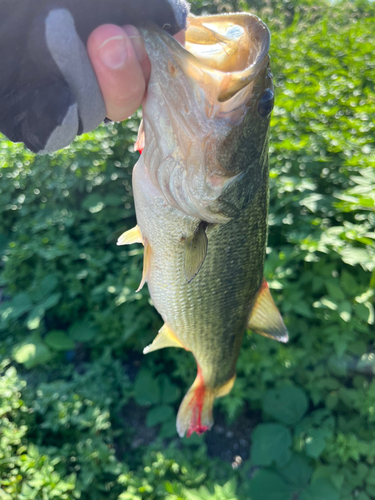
left=176, top=368, right=215, bottom=438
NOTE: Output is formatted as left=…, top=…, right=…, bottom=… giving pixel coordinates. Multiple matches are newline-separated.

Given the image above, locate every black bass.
left=118, top=13, right=288, bottom=437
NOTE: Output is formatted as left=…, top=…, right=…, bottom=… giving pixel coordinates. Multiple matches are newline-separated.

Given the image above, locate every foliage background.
left=0, top=0, right=374, bottom=498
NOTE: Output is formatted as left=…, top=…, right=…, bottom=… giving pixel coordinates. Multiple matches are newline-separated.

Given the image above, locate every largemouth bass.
left=118, top=13, right=288, bottom=437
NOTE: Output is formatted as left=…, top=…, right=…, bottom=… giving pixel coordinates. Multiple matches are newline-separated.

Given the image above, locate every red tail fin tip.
left=176, top=366, right=214, bottom=438
left=186, top=373, right=210, bottom=437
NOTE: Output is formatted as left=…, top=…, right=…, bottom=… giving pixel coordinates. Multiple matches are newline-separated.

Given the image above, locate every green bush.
left=1, top=0, right=375, bottom=499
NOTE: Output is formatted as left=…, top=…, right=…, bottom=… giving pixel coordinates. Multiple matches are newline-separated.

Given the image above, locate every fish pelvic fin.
left=248, top=279, right=289, bottom=343
left=117, top=225, right=143, bottom=246
left=136, top=239, right=151, bottom=292
left=177, top=370, right=236, bottom=438
left=143, top=323, right=185, bottom=354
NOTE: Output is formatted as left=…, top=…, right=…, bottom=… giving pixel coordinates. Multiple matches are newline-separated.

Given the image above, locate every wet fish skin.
left=119, top=13, right=288, bottom=437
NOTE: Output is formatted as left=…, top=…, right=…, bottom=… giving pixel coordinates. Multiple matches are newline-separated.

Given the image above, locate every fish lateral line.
left=248, top=278, right=289, bottom=343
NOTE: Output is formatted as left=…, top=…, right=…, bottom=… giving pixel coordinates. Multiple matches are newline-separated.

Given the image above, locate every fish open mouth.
left=141, top=13, right=270, bottom=122
left=138, top=14, right=272, bottom=222
left=185, top=14, right=270, bottom=102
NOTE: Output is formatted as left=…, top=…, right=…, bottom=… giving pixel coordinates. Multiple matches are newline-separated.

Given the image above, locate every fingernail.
left=123, top=25, right=145, bottom=61
left=97, top=35, right=127, bottom=69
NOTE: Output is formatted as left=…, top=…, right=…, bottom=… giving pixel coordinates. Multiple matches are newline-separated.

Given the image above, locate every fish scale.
left=118, top=13, right=289, bottom=437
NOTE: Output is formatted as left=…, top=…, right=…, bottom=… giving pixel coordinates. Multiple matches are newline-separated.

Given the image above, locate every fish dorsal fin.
left=248, top=280, right=289, bottom=343
left=143, top=323, right=185, bottom=354
left=184, top=222, right=208, bottom=283
left=136, top=240, right=151, bottom=292
left=117, top=225, right=143, bottom=246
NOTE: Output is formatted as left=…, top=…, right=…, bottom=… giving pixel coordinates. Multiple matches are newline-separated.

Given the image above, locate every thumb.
left=87, top=24, right=150, bottom=122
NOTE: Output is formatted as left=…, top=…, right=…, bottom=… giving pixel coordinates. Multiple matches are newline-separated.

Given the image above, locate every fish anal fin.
left=143, top=323, right=185, bottom=354
left=136, top=240, right=151, bottom=292
left=117, top=225, right=143, bottom=246
left=177, top=367, right=214, bottom=438
left=215, top=374, right=236, bottom=398
left=184, top=222, right=208, bottom=283
left=248, top=279, right=289, bottom=343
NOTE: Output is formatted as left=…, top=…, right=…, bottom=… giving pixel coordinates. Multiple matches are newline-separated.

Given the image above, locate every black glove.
left=0, top=0, right=189, bottom=153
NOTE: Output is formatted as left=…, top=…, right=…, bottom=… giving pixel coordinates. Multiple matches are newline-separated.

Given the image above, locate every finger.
left=123, top=25, right=151, bottom=84
left=87, top=24, right=146, bottom=121
left=174, top=29, right=186, bottom=46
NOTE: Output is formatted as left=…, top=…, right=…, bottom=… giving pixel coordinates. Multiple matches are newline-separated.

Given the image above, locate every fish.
left=117, top=13, right=288, bottom=437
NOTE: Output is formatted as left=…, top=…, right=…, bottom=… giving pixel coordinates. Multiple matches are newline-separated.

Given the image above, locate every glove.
left=0, top=0, right=189, bottom=153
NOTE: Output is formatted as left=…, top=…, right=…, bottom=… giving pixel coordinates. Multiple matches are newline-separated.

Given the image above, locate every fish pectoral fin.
left=143, top=323, right=185, bottom=354
left=117, top=225, right=143, bottom=246
left=184, top=221, right=208, bottom=283
left=248, top=279, right=289, bottom=343
left=176, top=369, right=214, bottom=438
left=134, top=119, right=145, bottom=154
left=136, top=240, right=151, bottom=292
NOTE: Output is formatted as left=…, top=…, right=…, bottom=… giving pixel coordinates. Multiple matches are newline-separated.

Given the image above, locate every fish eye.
left=258, top=89, right=274, bottom=117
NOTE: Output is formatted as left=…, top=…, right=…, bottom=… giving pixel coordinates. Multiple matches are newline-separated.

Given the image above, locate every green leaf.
left=26, top=293, right=62, bottom=330
left=251, top=423, right=292, bottom=467
left=300, top=479, right=339, bottom=500
left=295, top=410, right=334, bottom=459
left=185, top=481, right=237, bottom=500
left=68, top=321, right=97, bottom=342
left=340, top=248, right=375, bottom=272
left=305, top=428, right=331, bottom=459
left=357, top=353, right=375, bottom=375
left=355, top=303, right=372, bottom=323
left=13, top=334, right=53, bottom=368
left=299, top=194, right=324, bottom=213
left=104, top=194, right=123, bottom=206
left=0, top=234, right=8, bottom=256
left=160, top=376, right=180, bottom=404
left=249, top=470, right=293, bottom=500
left=146, top=404, right=174, bottom=427
left=159, top=421, right=177, bottom=438
left=1, top=293, right=33, bottom=322
left=325, top=280, right=346, bottom=301
left=338, top=301, right=352, bottom=322
left=357, top=494, right=370, bottom=500
left=82, top=193, right=103, bottom=210
left=366, top=484, right=375, bottom=497
left=340, top=270, right=359, bottom=296
left=262, top=386, right=308, bottom=425
left=317, top=297, right=338, bottom=311
left=0, top=489, right=12, bottom=500
left=134, top=370, right=161, bottom=405
left=44, top=330, right=75, bottom=351
left=32, top=273, right=59, bottom=302
left=278, top=454, right=312, bottom=490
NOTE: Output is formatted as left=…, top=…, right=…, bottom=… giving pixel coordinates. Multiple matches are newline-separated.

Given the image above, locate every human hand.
left=0, top=0, right=189, bottom=153
left=87, top=24, right=186, bottom=122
